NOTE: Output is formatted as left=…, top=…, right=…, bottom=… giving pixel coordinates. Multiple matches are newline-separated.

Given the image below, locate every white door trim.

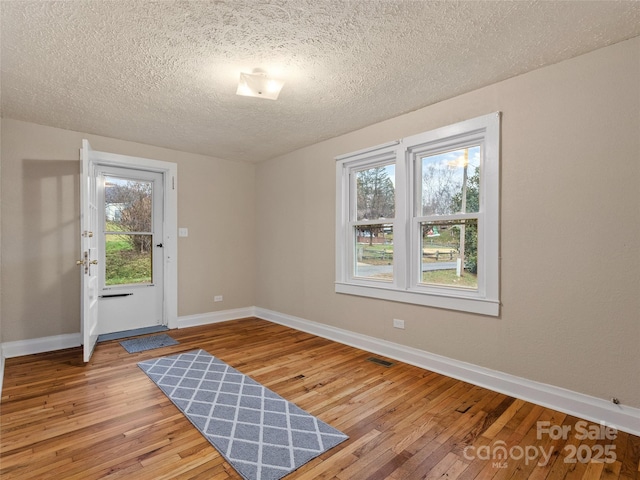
left=87, top=146, right=178, bottom=330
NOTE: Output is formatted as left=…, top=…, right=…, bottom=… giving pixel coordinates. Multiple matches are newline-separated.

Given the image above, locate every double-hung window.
left=336, top=112, right=500, bottom=316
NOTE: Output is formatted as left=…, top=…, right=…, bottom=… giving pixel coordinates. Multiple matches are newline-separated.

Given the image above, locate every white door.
left=96, top=166, right=165, bottom=334
left=79, top=140, right=178, bottom=348
left=80, top=140, right=99, bottom=362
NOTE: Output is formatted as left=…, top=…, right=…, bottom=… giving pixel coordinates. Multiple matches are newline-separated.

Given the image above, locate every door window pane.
left=356, top=164, right=395, bottom=220
left=420, top=219, right=478, bottom=289
left=105, top=176, right=152, bottom=232
left=354, top=224, right=393, bottom=281
left=104, top=175, right=154, bottom=286
left=105, top=233, right=153, bottom=285
left=420, top=146, right=480, bottom=216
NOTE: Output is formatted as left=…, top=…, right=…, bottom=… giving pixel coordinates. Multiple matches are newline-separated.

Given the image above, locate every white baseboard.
left=1, top=333, right=82, bottom=358
left=176, top=307, right=256, bottom=329
left=2, top=307, right=638, bottom=436
left=0, top=306, right=256, bottom=359
left=254, top=307, right=640, bottom=437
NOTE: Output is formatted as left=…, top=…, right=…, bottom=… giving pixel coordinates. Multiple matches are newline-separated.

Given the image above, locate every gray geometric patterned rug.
left=120, top=333, right=178, bottom=353
left=138, top=349, right=348, bottom=480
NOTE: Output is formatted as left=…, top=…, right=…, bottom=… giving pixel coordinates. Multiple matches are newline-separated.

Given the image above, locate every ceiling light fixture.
left=236, top=68, right=284, bottom=100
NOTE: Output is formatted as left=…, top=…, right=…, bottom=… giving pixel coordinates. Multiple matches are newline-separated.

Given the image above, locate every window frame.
left=335, top=113, right=500, bottom=316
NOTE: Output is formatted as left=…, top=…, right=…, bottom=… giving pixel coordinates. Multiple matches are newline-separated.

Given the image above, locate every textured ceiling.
left=2, top=1, right=639, bottom=163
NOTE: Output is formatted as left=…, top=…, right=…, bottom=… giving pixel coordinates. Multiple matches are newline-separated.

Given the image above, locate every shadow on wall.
left=20, top=159, right=80, bottom=339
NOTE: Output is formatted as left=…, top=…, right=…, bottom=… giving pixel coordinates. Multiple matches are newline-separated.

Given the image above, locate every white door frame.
left=87, top=145, right=178, bottom=330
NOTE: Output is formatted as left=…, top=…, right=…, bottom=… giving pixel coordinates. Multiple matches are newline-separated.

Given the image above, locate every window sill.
left=335, top=282, right=500, bottom=316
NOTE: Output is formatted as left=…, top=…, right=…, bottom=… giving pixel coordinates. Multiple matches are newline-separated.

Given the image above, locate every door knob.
left=77, top=251, right=89, bottom=273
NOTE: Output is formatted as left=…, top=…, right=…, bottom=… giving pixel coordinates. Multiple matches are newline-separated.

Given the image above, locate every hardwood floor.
left=1, top=318, right=638, bottom=479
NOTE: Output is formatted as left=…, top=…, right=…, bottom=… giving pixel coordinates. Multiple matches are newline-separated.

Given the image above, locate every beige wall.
left=0, top=119, right=256, bottom=341
left=255, top=37, right=640, bottom=407
left=0, top=118, right=3, bottom=346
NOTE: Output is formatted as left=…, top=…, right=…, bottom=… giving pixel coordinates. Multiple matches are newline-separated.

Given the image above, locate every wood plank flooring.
left=1, top=318, right=638, bottom=479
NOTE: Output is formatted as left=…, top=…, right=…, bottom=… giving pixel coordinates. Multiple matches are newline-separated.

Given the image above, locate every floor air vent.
left=366, top=357, right=394, bottom=367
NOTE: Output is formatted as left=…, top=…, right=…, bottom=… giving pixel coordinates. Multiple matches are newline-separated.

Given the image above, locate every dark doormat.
left=120, top=333, right=178, bottom=353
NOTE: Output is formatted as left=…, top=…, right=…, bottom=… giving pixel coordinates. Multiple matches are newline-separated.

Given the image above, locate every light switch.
left=178, top=227, right=189, bottom=237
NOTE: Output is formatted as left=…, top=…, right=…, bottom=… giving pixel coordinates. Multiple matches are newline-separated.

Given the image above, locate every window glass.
left=420, top=146, right=480, bottom=215
left=105, top=177, right=152, bottom=232
left=104, top=176, right=154, bottom=286
left=105, top=234, right=153, bottom=285
left=354, top=224, right=394, bottom=281
left=356, top=164, right=395, bottom=220
left=420, top=219, right=478, bottom=290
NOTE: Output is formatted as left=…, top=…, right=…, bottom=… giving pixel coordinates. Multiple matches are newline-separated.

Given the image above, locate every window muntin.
left=336, top=113, right=500, bottom=316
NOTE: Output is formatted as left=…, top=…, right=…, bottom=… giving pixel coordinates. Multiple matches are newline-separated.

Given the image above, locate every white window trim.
left=336, top=112, right=500, bottom=316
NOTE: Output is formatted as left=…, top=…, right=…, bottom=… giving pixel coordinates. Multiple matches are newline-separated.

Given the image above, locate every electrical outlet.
left=178, top=227, right=189, bottom=237
left=214, top=295, right=223, bottom=302
left=393, top=318, right=405, bottom=329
